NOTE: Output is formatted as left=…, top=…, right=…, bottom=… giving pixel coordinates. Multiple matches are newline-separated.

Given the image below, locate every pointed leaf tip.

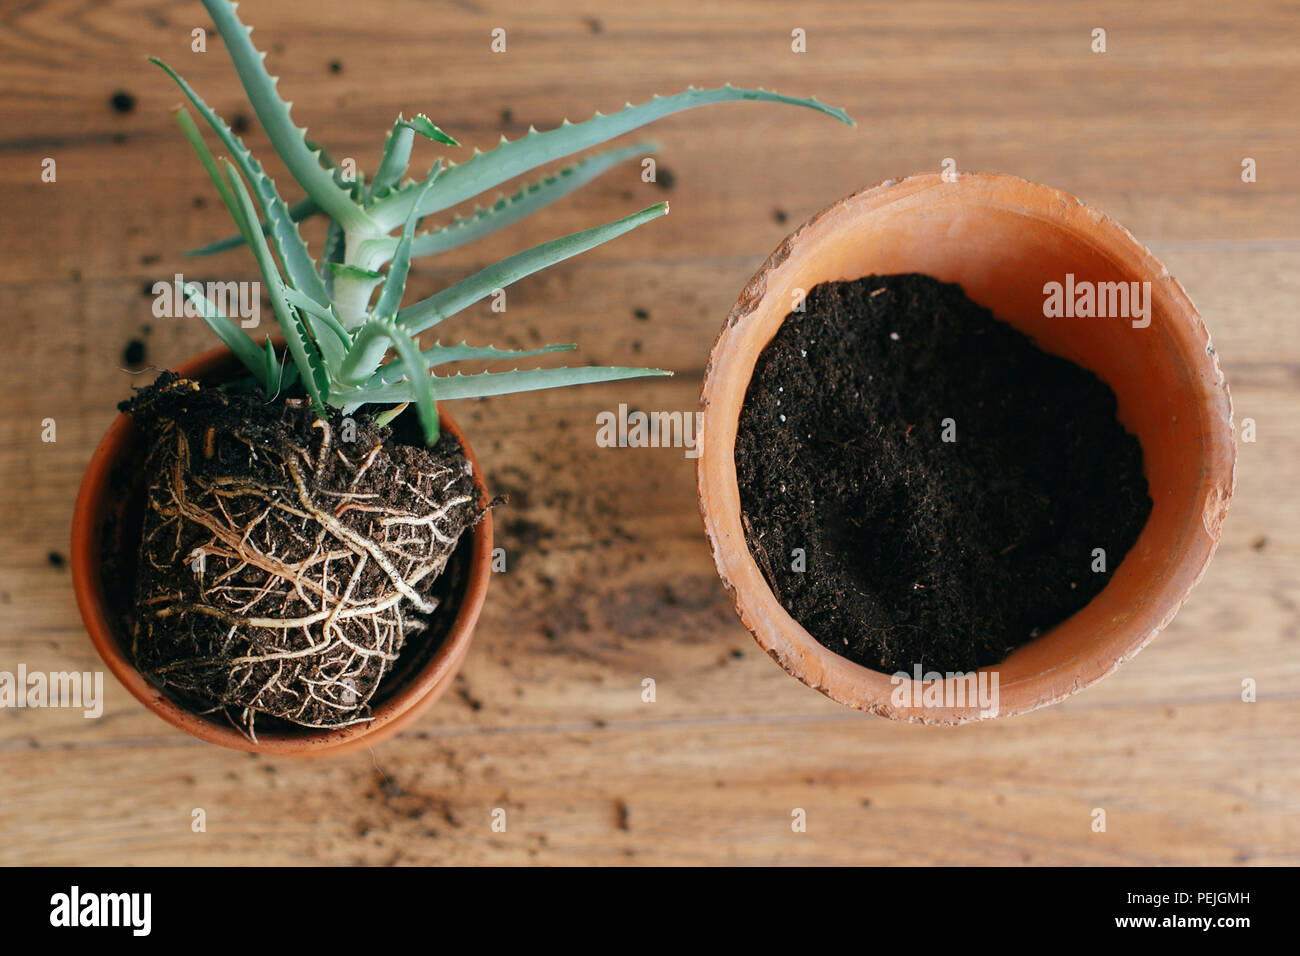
left=368, top=83, right=853, bottom=232
left=402, top=113, right=460, bottom=146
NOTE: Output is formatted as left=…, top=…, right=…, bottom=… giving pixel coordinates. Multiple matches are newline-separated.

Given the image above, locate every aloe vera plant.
left=111, top=0, right=851, bottom=739
left=161, top=0, right=853, bottom=444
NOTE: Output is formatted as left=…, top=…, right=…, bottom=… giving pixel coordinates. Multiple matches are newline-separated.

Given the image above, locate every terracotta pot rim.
left=697, top=171, right=1236, bottom=723
left=71, top=344, right=493, bottom=755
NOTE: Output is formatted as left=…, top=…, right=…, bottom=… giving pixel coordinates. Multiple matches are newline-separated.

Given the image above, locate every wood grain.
left=0, top=0, right=1296, bottom=866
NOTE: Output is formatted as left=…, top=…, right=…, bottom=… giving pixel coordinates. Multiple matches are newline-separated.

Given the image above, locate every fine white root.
left=129, top=386, right=482, bottom=739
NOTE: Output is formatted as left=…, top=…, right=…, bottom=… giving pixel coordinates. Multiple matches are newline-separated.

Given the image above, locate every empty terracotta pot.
left=71, top=345, right=493, bottom=755
left=697, top=172, right=1235, bottom=722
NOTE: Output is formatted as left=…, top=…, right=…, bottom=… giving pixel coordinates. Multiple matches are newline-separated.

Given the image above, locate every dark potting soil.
left=735, top=273, right=1152, bottom=675
left=116, top=373, right=486, bottom=736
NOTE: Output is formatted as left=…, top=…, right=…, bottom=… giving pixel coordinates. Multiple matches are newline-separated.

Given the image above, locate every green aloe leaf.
left=372, top=179, right=435, bottom=321
left=372, top=342, right=576, bottom=386
left=169, top=95, right=342, bottom=385
left=170, top=107, right=277, bottom=391
left=369, top=85, right=853, bottom=232
left=282, top=287, right=350, bottom=345
left=370, top=117, right=458, bottom=204
left=305, top=136, right=366, bottom=200
left=397, top=202, right=667, bottom=334
left=370, top=121, right=416, bottom=203
left=258, top=337, right=300, bottom=393
left=220, top=159, right=327, bottom=407
left=171, top=106, right=242, bottom=222
left=332, top=320, right=440, bottom=441
left=335, top=319, right=394, bottom=387
left=360, top=141, right=655, bottom=268
left=402, top=114, right=459, bottom=146
left=154, top=59, right=331, bottom=310
left=281, top=286, right=350, bottom=373
left=183, top=196, right=320, bottom=257
left=184, top=285, right=272, bottom=393
left=184, top=148, right=361, bottom=258
left=320, top=217, right=345, bottom=292
left=361, top=364, right=671, bottom=405
left=181, top=133, right=381, bottom=257
left=199, top=0, right=370, bottom=233
left=182, top=137, right=366, bottom=258
left=382, top=326, right=439, bottom=443
left=330, top=263, right=384, bottom=281
left=261, top=336, right=281, bottom=392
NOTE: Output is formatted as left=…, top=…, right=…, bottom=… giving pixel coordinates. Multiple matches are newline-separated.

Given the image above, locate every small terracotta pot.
left=72, top=345, right=493, bottom=755
left=698, top=173, right=1235, bottom=723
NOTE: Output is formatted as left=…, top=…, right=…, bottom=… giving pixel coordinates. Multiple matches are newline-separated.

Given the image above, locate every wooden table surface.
left=1, top=0, right=1296, bottom=866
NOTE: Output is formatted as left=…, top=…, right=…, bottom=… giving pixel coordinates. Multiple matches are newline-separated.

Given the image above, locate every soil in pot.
left=116, top=372, right=488, bottom=738
left=735, top=273, right=1153, bottom=674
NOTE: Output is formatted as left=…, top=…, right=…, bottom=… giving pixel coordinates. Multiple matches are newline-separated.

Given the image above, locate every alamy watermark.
left=596, top=403, right=702, bottom=459
left=152, top=274, right=260, bottom=328
left=890, top=665, right=1000, bottom=717
left=1043, top=273, right=1151, bottom=328
left=0, top=665, right=103, bottom=718
left=50, top=886, right=150, bottom=936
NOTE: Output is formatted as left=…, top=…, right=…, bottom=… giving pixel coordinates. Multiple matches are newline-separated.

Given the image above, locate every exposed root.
left=123, top=374, right=484, bottom=737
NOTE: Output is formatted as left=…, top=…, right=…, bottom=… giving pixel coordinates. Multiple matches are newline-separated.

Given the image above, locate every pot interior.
left=707, top=174, right=1233, bottom=715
